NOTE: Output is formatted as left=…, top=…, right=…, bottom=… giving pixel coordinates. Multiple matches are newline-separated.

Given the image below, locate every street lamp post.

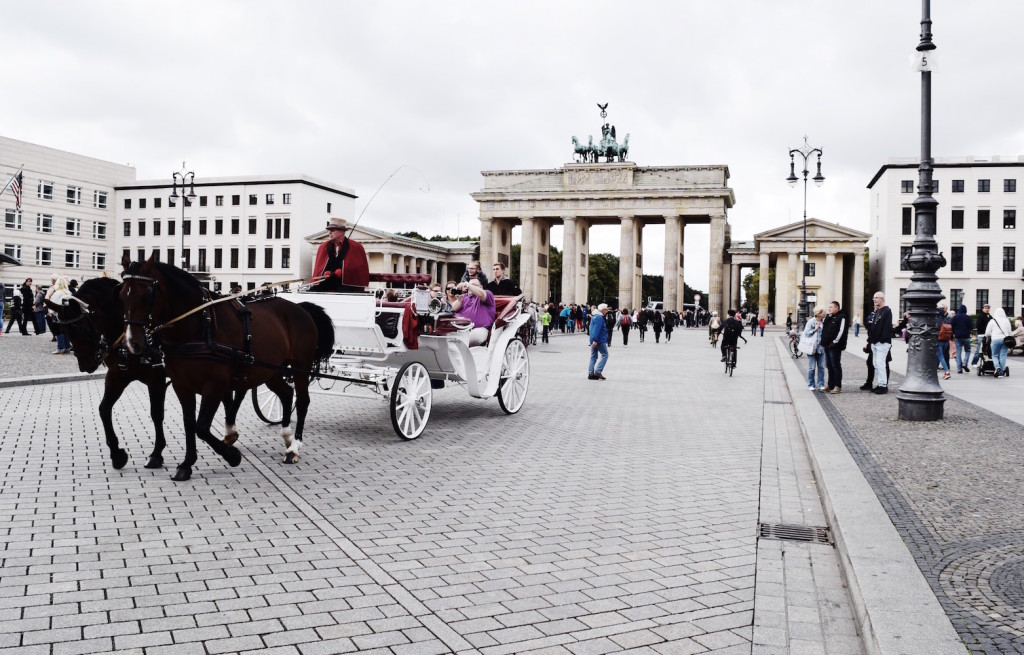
left=170, top=163, right=196, bottom=270
left=898, top=0, right=946, bottom=421
left=787, top=137, right=824, bottom=328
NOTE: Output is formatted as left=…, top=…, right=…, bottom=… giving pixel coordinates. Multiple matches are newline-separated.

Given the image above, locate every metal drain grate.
left=758, top=522, right=833, bottom=545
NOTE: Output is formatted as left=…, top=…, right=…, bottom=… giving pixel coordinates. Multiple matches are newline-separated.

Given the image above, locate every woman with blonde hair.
left=803, top=306, right=827, bottom=390
left=46, top=275, right=72, bottom=354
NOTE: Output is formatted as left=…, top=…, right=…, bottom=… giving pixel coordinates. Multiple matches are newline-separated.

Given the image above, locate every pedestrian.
left=853, top=313, right=861, bottom=338
left=936, top=303, right=952, bottom=380
left=749, top=314, right=757, bottom=336
left=652, top=310, right=663, bottom=343
left=46, top=275, right=73, bottom=354
left=821, top=300, right=849, bottom=393
left=588, top=304, right=610, bottom=380
left=540, top=307, right=551, bottom=343
left=33, top=285, right=46, bottom=334
left=0, top=281, right=5, bottom=335
left=970, top=304, right=991, bottom=368
left=619, top=308, right=631, bottom=346
left=985, top=306, right=1014, bottom=378
left=786, top=313, right=793, bottom=332
left=604, top=307, right=615, bottom=346
left=637, top=309, right=648, bottom=342
left=4, top=295, right=24, bottom=334
left=866, top=292, right=893, bottom=393
left=950, top=304, right=973, bottom=373
left=803, top=307, right=827, bottom=391
left=559, top=304, right=570, bottom=333
left=758, top=316, right=766, bottom=337
left=664, top=311, right=674, bottom=342
left=19, top=278, right=33, bottom=335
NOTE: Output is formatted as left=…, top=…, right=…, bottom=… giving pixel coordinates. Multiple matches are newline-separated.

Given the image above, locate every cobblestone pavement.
left=0, top=326, right=861, bottom=654
left=787, top=341, right=1024, bottom=654
left=0, top=330, right=86, bottom=379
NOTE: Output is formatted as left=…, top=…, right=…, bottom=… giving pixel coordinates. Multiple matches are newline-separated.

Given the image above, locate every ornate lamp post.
left=786, top=138, right=824, bottom=327
left=898, top=0, right=946, bottom=421
left=169, top=163, right=196, bottom=270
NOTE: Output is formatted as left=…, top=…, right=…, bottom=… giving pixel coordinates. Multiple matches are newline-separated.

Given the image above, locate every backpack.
left=621, top=314, right=631, bottom=326
left=723, top=320, right=741, bottom=339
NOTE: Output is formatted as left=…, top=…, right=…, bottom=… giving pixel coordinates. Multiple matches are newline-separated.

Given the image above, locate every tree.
left=741, top=267, right=775, bottom=316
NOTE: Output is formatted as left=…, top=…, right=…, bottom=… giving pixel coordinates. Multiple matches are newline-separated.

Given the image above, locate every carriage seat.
left=368, top=272, right=433, bottom=285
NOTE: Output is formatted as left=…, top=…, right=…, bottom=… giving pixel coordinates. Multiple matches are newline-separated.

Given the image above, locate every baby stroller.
left=976, top=335, right=1010, bottom=377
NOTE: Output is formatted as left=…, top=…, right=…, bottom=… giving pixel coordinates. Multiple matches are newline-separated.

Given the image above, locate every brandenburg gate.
left=471, top=162, right=735, bottom=312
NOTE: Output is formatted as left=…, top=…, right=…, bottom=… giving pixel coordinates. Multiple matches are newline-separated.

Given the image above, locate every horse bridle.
left=120, top=273, right=160, bottom=330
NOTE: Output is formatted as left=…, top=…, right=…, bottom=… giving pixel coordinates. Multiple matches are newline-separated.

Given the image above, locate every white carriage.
left=251, top=273, right=532, bottom=439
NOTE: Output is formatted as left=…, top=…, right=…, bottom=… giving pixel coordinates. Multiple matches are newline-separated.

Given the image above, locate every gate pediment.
left=755, top=218, right=870, bottom=242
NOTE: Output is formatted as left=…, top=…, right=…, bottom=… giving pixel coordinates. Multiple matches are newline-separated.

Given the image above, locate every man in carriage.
left=312, top=217, right=369, bottom=292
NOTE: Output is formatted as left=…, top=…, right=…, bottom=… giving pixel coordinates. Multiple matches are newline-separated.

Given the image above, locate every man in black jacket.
left=866, top=292, right=893, bottom=394
left=970, top=304, right=991, bottom=368
left=821, top=300, right=849, bottom=393
left=486, top=262, right=522, bottom=296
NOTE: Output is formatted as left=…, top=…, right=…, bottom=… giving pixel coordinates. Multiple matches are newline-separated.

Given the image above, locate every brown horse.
left=48, top=277, right=245, bottom=471
left=120, top=255, right=334, bottom=482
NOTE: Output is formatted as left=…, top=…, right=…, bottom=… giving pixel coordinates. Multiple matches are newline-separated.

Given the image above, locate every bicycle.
left=788, top=329, right=804, bottom=359
left=724, top=335, right=748, bottom=377
left=710, top=328, right=719, bottom=348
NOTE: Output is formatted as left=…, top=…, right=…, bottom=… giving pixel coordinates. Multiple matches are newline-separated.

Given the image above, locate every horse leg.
left=98, top=373, right=129, bottom=470
left=221, top=389, right=245, bottom=446
left=172, top=386, right=199, bottom=482
left=265, top=376, right=296, bottom=463
left=194, top=392, right=242, bottom=468
left=144, top=375, right=168, bottom=469
left=291, top=375, right=311, bottom=463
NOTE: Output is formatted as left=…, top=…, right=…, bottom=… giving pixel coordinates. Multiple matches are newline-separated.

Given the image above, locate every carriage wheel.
left=497, top=338, right=530, bottom=415
left=390, top=362, right=432, bottom=440
left=252, top=385, right=284, bottom=425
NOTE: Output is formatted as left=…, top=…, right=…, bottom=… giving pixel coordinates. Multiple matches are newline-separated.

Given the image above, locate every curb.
left=772, top=338, right=966, bottom=655
left=0, top=371, right=105, bottom=389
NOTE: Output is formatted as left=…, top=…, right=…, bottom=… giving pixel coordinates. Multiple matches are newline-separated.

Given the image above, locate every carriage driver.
left=312, top=218, right=369, bottom=292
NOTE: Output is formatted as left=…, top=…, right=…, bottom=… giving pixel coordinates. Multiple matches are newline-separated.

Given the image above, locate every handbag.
left=1004, top=336, right=1017, bottom=348
left=798, top=331, right=817, bottom=356
left=937, top=322, right=952, bottom=341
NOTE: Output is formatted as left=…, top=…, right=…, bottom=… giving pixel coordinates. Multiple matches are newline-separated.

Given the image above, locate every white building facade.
left=1, top=136, right=135, bottom=296
left=868, top=156, right=1024, bottom=317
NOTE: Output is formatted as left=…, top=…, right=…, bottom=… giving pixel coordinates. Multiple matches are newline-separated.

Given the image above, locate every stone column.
left=853, top=248, right=865, bottom=320
left=677, top=222, right=686, bottom=312
left=519, top=217, right=536, bottom=301
left=633, top=220, right=644, bottom=310
left=415, top=257, right=424, bottom=275
left=730, top=264, right=740, bottom=312
left=788, top=252, right=799, bottom=320
left=663, top=215, right=680, bottom=312
left=708, top=213, right=727, bottom=314
left=577, top=219, right=590, bottom=305
left=758, top=251, right=770, bottom=320
left=479, top=217, right=494, bottom=274
left=824, top=252, right=836, bottom=305
left=618, top=215, right=636, bottom=310
left=561, top=216, right=577, bottom=304
left=439, top=261, right=448, bottom=285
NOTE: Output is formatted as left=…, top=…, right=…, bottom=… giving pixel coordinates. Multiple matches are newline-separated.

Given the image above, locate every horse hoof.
left=145, top=456, right=164, bottom=469
left=223, top=430, right=239, bottom=446
left=111, top=449, right=129, bottom=470
left=171, top=467, right=192, bottom=482
left=224, top=446, right=242, bottom=468
left=284, top=452, right=298, bottom=464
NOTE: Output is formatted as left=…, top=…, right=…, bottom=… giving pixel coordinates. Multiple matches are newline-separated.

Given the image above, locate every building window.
left=951, top=209, right=964, bottom=230
left=266, top=219, right=273, bottom=239
left=138, top=198, right=147, bottom=210
left=168, top=197, right=175, bottom=208
left=932, top=180, right=939, bottom=193
left=247, top=247, right=256, bottom=268
left=122, top=248, right=130, bottom=263
left=1003, top=246, right=1016, bottom=272
left=283, top=218, right=290, bottom=238
left=232, top=195, right=240, bottom=206
left=36, top=214, right=53, bottom=233
left=36, top=247, right=52, bottom=266
left=123, top=198, right=131, bottom=209
left=248, top=218, right=257, bottom=234
left=978, top=209, right=990, bottom=229
left=977, top=246, right=990, bottom=272
left=93, top=191, right=107, bottom=209
left=182, top=220, right=191, bottom=235
left=153, top=220, right=161, bottom=236
left=214, top=248, right=223, bottom=268
left=951, top=179, right=964, bottom=193
left=154, top=197, right=162, bottom=209
left=248, top=194, right=257, bottom=205
left=950, top=289, right=963, bottom=309
left=167, top=220, right=175, bottom=236
left=215, top=219, right=223, bottom=235
left=199, top=219, right=207, bottom=235
left=979, top=179, right=991, bottom=192
left=137, top=220, right=146, bottom=237
left=38, top=180, right=53, bottom=200
left=900, top=246, right=912, bottom=271
left=138, top=247, right=146, bottom=263
left=4, top=244, right=21, bottom=261
left=65, top=217, right=81, bottom=237
left=247, top=282, right=256, bottom=291
left=950, top=246, right=963, bottom=271
left=1005, top=179, right=1016, bottom=193
left=1002, top=290, right=1015, bottom=315
left=151, top=248, right=160, bottom=263
left=182, top=249, right=190, bottom=268
left=281, top=247, right=290, bottom=268
left=326, top=202, right=332, bottom=213
left=803, top=263, right=815, bottom=277
left=65, top=250, right=80, bottom=268
left=5, top=209, right=22, bottom=230
left=166, top=248, right=175, bottom=266
left=198, top=248, right=207, bottom=271
left=216, top=195, right=224, bottom=206
left=231, top=218, right=239, bottom=235
left=264, top=247, right=273, bottom=268
left=183, top=196, right=192, bottom=208
left=1004, top=210, right=1016, bottom=229
left=901, top=207, right=913, bottom=235
left=230, top=247, right=239, bottom=268
left=199, top=196, right=208, bottom=207
left=266, top=193, right=274, bottom=205
left=93, top=222, right=106, bottom=240
left=901, top=180, right=914, bottom=193
left=898, top=288, right=908, bottom=315
left=283, top=193, right=291, bottom=205
left=123, top=221, right=131, bottom=237
left=275, top=218, right=283, bottom=239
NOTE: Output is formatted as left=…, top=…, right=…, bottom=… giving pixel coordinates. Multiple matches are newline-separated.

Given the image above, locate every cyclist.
left=718, top=310, right=747, bottom=364
left=708, top=311, right=721, bottom=346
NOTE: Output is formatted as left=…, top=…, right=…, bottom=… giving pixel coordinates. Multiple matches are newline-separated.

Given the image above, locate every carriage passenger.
left=311, top=218, right=369, bottom=292
left=450, top=278, right=495, bottom=346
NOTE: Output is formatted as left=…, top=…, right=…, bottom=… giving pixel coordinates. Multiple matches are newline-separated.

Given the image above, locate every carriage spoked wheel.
left=252, top=385, right=286, bottom=425
left=390, top=362, right=432, bottom=440
left=497, top=338, right=530, bottom=414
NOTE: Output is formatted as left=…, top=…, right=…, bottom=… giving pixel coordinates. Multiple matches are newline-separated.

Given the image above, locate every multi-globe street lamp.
left=786, top=138, right=824, bottom=327
left=169, top=164, right=196, bottom=270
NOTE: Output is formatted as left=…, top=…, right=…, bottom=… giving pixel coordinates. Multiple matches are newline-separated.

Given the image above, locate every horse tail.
left=298, top=302, right=335, bottom=373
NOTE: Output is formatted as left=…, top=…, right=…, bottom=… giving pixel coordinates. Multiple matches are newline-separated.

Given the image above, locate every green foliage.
left=587, top=253, right=620, bottom=306
left=741, top=267, right=775, bottom=316
left=395, top=231, right=478, bottom=242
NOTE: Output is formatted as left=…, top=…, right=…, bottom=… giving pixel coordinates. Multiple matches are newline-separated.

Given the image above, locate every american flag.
left=10, top=171, right=22, bottom=211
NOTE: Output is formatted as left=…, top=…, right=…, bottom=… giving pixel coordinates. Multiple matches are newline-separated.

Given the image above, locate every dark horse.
left=120, top=256, right=334, bottom=481
left=49, top=277, right=247, bottom=470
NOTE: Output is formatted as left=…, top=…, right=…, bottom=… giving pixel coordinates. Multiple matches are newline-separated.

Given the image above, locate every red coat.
left=312, top=237, right=369, bottom=289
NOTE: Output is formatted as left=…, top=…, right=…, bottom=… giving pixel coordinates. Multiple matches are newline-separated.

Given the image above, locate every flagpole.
left=0, top=165, right=25, bottom=197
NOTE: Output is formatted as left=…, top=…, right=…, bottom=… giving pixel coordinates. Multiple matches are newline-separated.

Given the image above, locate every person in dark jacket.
left=486, top=262, right=522, bottom=296
left=821, top=300, right=849, bottom=393
left=866, top=292, right=893, bottom=393
left=950, top=304, right=974, bottom=373
left=588, top=304, right=610, bottom=380
left=970, top=304, right=991, bottom=368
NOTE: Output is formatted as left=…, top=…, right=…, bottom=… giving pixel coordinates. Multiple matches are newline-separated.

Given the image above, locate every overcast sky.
left=4, top=1, right=1023, bottom=289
